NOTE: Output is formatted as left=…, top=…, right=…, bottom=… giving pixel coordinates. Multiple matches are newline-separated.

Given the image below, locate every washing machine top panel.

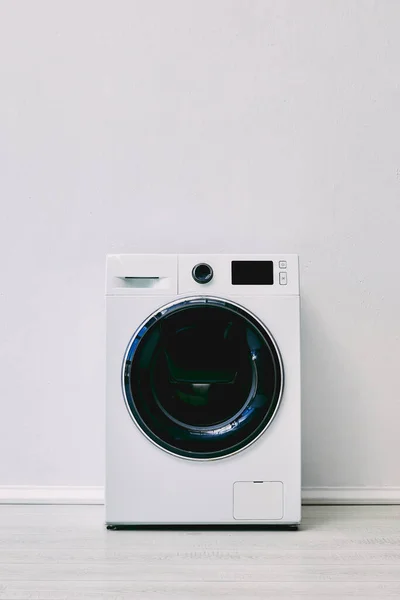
left=123, top=296, right=284, bottom=460
left=106, top=254, right=299, bottom=297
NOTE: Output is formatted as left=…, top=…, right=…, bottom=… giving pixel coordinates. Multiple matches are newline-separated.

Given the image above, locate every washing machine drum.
left=123, top=298, right=283, bottom=459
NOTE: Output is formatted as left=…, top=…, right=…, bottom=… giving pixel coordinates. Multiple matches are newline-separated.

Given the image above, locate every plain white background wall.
left=1, top=0, right=400, bottom=492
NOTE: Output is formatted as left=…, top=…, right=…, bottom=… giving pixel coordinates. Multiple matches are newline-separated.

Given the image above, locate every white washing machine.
left=106, top=254, right=301, bottom=527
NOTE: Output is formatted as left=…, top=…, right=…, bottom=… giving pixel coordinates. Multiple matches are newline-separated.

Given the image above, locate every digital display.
left=231, top=261, right=274, bottom=285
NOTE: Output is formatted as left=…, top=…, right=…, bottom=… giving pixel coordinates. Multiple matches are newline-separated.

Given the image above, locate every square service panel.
left=233, top=481, right=283, bottom=520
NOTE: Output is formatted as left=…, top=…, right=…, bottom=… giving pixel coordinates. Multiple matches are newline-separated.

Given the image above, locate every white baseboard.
left=0, top=486, right=399, bottom=505
left=302, top=486, right=400, bottom=504
left=0, top=486, right=104, bottom=505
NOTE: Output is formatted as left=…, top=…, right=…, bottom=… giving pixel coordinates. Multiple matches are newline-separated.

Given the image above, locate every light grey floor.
left=0, top=505, right=399, bottom=599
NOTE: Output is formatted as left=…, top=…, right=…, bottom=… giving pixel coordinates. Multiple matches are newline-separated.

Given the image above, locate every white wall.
left=1, top=0, right=400, bottom=497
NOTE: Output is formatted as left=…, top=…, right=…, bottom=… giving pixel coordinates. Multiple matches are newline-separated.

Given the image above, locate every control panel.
left=180, top=254, right=299, bottom=296
left=106, top=254, right=299, bottom=296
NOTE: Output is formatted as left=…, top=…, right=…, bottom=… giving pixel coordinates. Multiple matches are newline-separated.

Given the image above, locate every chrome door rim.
left=121, top=295, right=284, bottom=461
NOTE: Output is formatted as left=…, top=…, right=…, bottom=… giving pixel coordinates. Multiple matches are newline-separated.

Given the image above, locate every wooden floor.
left=0, top=506, right=399, bottom=599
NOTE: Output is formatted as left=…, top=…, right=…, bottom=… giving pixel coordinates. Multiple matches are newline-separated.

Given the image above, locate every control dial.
left=192, top=263, right=213, bottom=284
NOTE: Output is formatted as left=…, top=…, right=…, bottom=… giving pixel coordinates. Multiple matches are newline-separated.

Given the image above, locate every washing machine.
left=106, top=254, right=301, bottom=527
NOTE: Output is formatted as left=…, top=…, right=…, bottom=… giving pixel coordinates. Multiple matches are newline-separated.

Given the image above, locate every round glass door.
left=123, top=297, right=284, bottom=460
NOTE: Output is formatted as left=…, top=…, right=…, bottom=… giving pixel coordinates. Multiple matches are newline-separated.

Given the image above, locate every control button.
left=279, top=272, right=287, bottom=285
left=279, top=261, right=287, bottom=269
left=192, top=263, right=213, bottom=284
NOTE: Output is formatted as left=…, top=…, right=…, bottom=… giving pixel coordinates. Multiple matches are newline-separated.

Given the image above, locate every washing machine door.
left=123, top=297, right=283, bottom=460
